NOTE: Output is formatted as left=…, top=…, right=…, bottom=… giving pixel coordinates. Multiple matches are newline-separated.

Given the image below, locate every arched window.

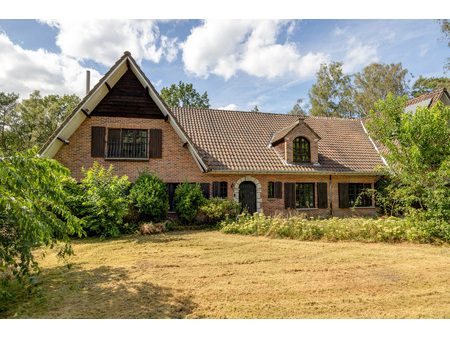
left=293, top=137, right=310, bottom=162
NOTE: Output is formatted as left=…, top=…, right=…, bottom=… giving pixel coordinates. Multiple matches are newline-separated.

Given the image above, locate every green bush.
left=198, top=197, right=241, bottom=226
left=129, top=170, right=169, bottom=223
left=173, top=182, right=206, bottom=224
left=81, top=163, right=130, bottom=238
left=61, top=177, right=88, bottom=219
left=221, top=213, right=449, bottom=244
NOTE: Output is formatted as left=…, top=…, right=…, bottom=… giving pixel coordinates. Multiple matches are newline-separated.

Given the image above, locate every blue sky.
left=0, top=19, right=448, bottom=114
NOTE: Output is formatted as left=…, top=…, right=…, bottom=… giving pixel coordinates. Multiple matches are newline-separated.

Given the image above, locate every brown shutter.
left=149, top=129, right=162, bottom=158
left=212, top=182, right=220, bottom=198
left=339, top=183, right=349, bottom=208
left=317, top=182, right=328, bottom=209
left=284, top=183, right=295, bottom=209
left=200, top=183, right=210, bottom=199
left=275, top=182, right=282, bottom=199
left=91, top=126, right=105, bottom=157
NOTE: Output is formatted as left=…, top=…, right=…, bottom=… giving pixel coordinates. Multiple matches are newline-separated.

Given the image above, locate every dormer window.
left=293, top=137, right=310, bottom=162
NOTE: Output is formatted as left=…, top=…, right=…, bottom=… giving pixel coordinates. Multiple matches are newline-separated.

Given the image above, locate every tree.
left=0, top=149, right=83, bottom=291
left=353, top=62, right=411, bottom=117
left=6, top=91, right=80, bottom=152
left=288, top=99, right=307, bottom=116
left=160, top=81, right=210, bottom=108
left=366, top=94, right=450, bottom=223
left=308, top=62, right=355, bottom=118
left=411, top=76, right=450, bottom=98
left=251, top=105, right=260, bottom=112
left=437, top=19, right=449, bottom=72
left=174, top=182, right=206, bottom=224
left=0, top=92, right=19, bottom=152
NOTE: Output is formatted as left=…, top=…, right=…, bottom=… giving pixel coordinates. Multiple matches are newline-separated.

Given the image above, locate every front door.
left=239, top=181, right=257, bottom=214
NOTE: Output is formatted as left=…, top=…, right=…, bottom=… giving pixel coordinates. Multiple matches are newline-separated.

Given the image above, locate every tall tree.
left=353, top=62, right=411, bottom=117
left=288, top=99, right=307, bottom=116
left=411, top=76, right=450, bottom=98
left=6, top=91, right=80, bottom=152
left=437, top=19, right=449, bottom=72
left=308, top=62, right=355, bottom=118
left=0, top=92, right=19, bottom=152
left=160, top=81, right=210, bottom=108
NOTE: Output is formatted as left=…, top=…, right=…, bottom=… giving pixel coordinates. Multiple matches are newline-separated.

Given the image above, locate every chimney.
left=86, top=70, right=91, bottom=95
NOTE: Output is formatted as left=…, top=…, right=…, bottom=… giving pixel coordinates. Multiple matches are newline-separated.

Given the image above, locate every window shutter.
left=91, top=126, right=105, bottom=157
left=200, top=183, right=210, bottom=199
left=338, top=183, right=349, bottom=208
left=149, top=129, right=162, bottom=158
left=317, top=182, right=328, bottom=209
left=212, top=181, right=220, bottom=198
left=284, top=183, right=295, bottom=209
left=275, top=182, right=282, bottom=199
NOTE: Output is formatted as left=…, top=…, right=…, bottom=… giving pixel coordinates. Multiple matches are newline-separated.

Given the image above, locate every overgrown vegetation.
left=197, top=197, right=241, bottom=226
left=129, top=169, right=169, bottom=223
left=0, top=149, right=83, bottom=299
left=221, top=213, right=449, bottom=244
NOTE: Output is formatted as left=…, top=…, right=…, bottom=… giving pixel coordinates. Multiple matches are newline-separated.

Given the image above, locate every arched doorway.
left=239, top=181, right=257, bottom=214
left=234, top=176, right=262, bottom=213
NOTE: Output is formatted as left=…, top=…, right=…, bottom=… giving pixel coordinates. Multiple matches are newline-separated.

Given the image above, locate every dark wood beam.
left=182, top=142, right=188, bottom=148
left=105, top=82, right=112, bottom=92
left=126, top=59, right=130, bottom=69
left=164, top=115, right=169, bottom=122
left=81, top=109, right=91, bottom=119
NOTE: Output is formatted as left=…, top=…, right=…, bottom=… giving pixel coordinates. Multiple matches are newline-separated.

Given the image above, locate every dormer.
left=271, top=118, right=321, bottom=165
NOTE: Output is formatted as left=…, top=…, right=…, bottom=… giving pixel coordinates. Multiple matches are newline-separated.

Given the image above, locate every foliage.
left=366, top=94, right=450, bottom=225
left=129, top=170, right=169, bottom=223
left=288, top=98, right=307, bottom=116
left=221, top=213, right=449, bottom=244
left=0, top=149, right=84, bottom=293
left=173, top=182, right=206, bottom=224
left=61, top=177, right=89, bottom=219
left=0, top=92, right=19, bottom=152
left=352, top=62, right=411, bottom=116
left=411, top=76, right=450, bottom=97
left=251, top=105, right=260, bottom=112
left=198, top=198, right=241, bottom=226
left=81, top=163, right=130, bottom=238
left=308, top=61, right=355, bottom=118
left=437, top=19, right=449, bottom=72
left=4, top=91, right=80, bottom=152
left=160, top=81, right=210, bottom=108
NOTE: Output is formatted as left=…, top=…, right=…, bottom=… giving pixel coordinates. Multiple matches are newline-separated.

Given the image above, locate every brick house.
left=38, top=52, right=450, bottom=217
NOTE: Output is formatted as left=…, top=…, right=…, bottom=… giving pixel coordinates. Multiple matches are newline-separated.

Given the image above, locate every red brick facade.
left=54, top=115, right=380, bottom=218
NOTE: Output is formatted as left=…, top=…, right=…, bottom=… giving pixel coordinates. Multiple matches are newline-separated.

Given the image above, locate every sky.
left=0, top=17, right=448, bottom=114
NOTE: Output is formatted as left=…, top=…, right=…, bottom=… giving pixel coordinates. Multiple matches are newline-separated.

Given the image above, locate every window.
left=293, top=137, right=310, bottom=162
left=268, top=182, right=275, bottom=198
left=107, top=129, right=148, bottom=158
left=213, top=181, right=228, bottom=198
left=295, top=183, right=315, bottom=208
left=348, top=183, right=372, bottom=207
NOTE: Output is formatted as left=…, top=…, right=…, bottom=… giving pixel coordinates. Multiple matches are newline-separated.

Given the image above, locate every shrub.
left=173, top=182, right=206, bottom=224
left=129, top=170, right=169, bottom=222
left=62, top=177, right=88, bottom=219
left=81, top=163, right=130, bottom=238
left=198, top=197, right=241, bottom=226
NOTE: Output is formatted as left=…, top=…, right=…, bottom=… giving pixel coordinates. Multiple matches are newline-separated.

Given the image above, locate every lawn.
left=2, top=230, right=450, bottom=318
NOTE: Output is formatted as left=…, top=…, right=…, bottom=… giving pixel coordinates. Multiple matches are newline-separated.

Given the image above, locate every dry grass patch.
left=2, top=230, right=450, bottom=318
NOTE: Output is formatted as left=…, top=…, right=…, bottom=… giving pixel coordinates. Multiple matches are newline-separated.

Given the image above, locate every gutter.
left=206, top=170, right=382, bottom=176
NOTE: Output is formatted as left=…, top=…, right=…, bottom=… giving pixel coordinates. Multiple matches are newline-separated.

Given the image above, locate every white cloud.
left=181, top=20, right=328, bottom=80
left=218, top=103, right=238, bottom=111
left=0, top=33, right=101, bottom=98
left=40, top=19, right=178, bottom=66
left=340, top=35, right=378, bottom=73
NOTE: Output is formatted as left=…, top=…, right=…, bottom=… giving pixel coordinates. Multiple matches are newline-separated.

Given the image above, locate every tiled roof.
left=405, top=87, right=448, bottom=108
left=171, top=107, right=385, bottom=173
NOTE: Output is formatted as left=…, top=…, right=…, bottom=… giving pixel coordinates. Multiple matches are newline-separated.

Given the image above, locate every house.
left=39, top=52, right=448, bottom=218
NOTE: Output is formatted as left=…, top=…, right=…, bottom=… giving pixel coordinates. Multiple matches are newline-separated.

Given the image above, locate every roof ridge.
left=406, top=87, right=445, bottom=106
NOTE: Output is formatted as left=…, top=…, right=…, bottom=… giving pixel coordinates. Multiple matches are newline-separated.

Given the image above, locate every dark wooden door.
left=239, top=181, right=257, bottom=214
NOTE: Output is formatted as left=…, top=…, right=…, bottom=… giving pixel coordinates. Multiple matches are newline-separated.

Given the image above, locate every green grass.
left=2, top=230, right=450, bottom=318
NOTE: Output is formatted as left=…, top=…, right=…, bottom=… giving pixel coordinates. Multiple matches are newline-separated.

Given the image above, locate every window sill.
left=105, top=157, right=149, bottom=161
left=267, top=198, right=277, bottom=200
left=296, top=208, right=318, bottom=210
left=353, top=206, right=375, bottom=209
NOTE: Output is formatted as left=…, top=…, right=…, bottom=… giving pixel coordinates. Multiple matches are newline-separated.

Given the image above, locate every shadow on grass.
left=1, top=263, right=197, bottom=319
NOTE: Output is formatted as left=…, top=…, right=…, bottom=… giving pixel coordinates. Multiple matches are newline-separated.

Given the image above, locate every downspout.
left=329, top=175, right=333, bottom=217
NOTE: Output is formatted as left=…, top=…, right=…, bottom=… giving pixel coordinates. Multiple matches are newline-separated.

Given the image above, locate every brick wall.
left=54, top=115, right=381, bottom=218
